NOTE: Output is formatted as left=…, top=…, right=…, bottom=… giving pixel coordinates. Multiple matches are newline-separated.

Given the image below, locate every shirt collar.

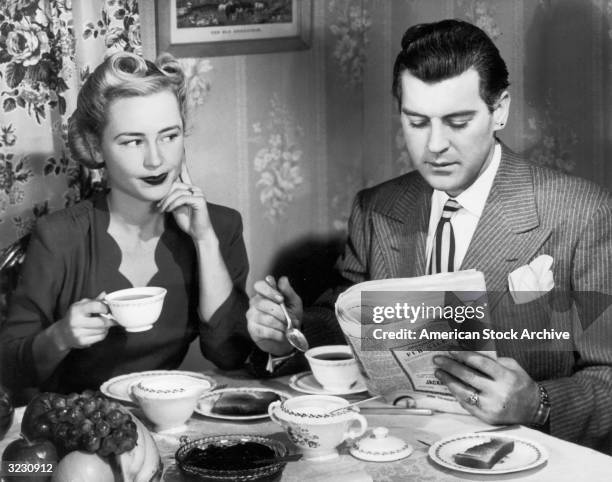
left=433, top=142, right=501, bottom=218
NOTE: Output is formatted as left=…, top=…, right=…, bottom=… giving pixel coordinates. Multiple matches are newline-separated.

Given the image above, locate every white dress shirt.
left=425, top=142, right=501, bottom=271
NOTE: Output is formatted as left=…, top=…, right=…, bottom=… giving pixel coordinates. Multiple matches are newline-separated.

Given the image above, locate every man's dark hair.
left=392, top=19, right=509, bottom=112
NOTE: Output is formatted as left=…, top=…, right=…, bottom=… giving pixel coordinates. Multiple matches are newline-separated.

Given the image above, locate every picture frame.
left=140, top=0, right=312, bottom=58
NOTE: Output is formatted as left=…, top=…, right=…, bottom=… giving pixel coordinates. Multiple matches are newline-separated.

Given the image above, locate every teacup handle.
left=268, top=400, right=283, bottom=426
left=100, top=312, right=118, bottom=324
left=344, top=413, right=368, bottom=440
left=99, top=299, right=118, bottom=324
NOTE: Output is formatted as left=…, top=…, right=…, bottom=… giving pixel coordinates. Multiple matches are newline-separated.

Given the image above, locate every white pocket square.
left=508, top=255, right=554, bottom=304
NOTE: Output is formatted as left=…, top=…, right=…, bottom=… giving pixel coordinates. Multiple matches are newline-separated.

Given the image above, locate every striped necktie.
left=428, top=198, right=461, bottom=274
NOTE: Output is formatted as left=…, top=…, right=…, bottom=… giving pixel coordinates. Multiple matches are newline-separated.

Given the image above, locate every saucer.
left=101, top=370, right=217, bottom=403
left=288, top=371, right=367, bottom=395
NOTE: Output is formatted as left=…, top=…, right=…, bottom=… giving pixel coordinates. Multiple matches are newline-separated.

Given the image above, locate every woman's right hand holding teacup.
left=54, top=293, right=116, bottom=350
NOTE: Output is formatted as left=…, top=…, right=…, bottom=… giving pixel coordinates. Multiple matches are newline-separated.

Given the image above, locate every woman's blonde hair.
left=68, top=52, right=187, bottom=168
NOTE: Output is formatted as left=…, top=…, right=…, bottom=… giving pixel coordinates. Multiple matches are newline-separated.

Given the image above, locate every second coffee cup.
left=305, top=345, right=363, bottom=392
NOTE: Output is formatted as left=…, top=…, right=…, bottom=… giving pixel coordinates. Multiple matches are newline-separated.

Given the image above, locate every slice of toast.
left=211, top=391, right=281, bottom=416
left=453, top=437, right=515, bottom=469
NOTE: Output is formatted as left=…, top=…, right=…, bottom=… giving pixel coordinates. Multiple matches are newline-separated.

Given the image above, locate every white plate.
left=429, top=433, right=548, bottom=475
left=288, top=371, right=368, bottom=395
left=100, top=370, right=217, bottom=403
left=195, top=387, right=292, bottom=421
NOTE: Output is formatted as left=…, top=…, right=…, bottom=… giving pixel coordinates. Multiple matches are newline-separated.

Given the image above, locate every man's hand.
left=433, top=351, right=541, bottom=425
left=247, top=276, right=304, bottom=356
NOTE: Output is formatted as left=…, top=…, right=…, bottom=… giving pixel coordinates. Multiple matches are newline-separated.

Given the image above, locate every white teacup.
left=305, top=345, right=362, bottom=392
left=129, top=375, right=210, bottom=432
left=269, top=395, right=367, bottom=460
left=103, top=287, right=167, bottom=332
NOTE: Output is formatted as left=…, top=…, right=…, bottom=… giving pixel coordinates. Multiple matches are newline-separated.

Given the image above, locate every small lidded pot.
left=129, top=375, right=209, bottom=432
left=349, top=426, right=413, bottom=462
left=268, top=394, right=367, bottom=461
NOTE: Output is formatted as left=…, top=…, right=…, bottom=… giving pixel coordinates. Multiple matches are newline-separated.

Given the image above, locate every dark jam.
left=183, top=442, right=276, bottom=471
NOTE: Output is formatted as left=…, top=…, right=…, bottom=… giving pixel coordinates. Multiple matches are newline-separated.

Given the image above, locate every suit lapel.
left=367, top=149, right=552, bottom=307
left=371, top=174, right=431, bottom=278
left=460, top=148, right=552, bottom=308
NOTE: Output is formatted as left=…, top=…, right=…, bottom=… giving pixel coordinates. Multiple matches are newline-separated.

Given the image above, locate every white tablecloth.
left=2, top=370, right=612, bottom=481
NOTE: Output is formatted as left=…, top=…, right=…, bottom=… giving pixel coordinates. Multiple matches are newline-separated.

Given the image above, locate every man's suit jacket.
left=258, top=146, right=612, bottom=453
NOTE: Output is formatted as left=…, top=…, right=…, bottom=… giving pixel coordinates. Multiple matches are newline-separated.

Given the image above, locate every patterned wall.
left=2, top=0, right=612, bottom=297
left=184, top=0, right=612, bottom=299
left=368, top=0, right=612, bottom=190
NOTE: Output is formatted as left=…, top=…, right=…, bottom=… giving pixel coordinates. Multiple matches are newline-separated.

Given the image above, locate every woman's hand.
left=55, top=293, right=115, bottom=350
left=157, top=162, right=213, bottom=240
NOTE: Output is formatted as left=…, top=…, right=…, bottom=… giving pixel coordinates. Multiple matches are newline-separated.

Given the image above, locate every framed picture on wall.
left=140, top=0, right=312, bottom=58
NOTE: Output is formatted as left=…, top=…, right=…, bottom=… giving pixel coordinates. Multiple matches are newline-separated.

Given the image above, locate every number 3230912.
left=1, top=462, right=55, bottom=475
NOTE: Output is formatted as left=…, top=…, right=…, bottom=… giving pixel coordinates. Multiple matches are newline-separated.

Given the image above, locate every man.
left=247, top=19, right=612, bottom=453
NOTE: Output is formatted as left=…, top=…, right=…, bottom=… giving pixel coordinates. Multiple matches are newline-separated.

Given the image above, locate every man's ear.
left=493, top=91, right=510, bottom=131
left=84, top=132, right=104, bottom=167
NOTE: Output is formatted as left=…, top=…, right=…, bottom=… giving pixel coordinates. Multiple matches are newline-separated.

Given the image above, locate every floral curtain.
left=0, top=0, right=141, bottom=251
left=0, top=0, right=143, bottom=319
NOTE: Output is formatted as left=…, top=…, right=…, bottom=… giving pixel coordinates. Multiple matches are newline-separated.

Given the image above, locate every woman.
left=0, top=52, right=252, bottom=394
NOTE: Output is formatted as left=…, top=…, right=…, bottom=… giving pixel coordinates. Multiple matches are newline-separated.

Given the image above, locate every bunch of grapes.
left=32, top=391, right=137, bottom=457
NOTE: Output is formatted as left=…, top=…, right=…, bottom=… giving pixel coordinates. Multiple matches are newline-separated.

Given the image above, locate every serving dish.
left=175, top=434, right=288, bottom=482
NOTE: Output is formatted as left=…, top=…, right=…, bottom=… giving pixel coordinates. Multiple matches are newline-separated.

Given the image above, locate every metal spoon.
left=266, top=276, right=309, bottom=352
left=329, top=395, right=382, bottom=415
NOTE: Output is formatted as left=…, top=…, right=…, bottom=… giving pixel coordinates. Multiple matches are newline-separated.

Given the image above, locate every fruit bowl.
left=175, top=434, right=287, bottom=482
left=17, top=390, right=162, bottom=481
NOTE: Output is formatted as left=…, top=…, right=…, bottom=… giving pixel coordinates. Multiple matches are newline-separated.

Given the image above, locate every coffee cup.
left=305, top=345, right=362, bottom=392
left=129, top=375, right=210, bottom=432
left=103, top=287, right=167, bottom=332
left=268, top=394, right=367, bottom=460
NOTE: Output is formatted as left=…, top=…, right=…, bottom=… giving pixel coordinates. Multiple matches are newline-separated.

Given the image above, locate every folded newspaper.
left=335, top=270, right=496, bottom=414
